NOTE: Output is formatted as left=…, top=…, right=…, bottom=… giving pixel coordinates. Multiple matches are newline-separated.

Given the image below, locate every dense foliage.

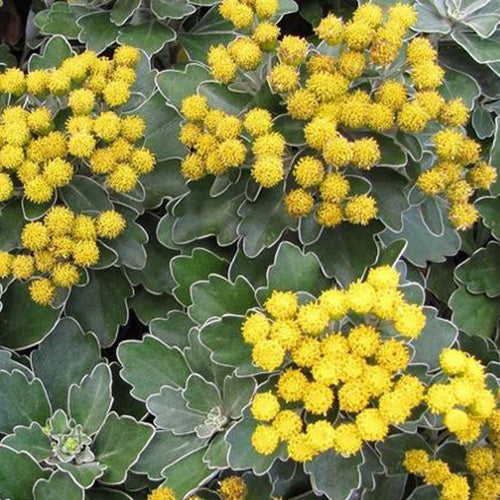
left=0, top=0, right=498, bottom=499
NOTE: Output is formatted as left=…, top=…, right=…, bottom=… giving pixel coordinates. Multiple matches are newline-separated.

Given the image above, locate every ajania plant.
left=0, top=46, right=156, bottom=204
left=177, top=1, right=497, bottom=231
left=0, top=206, right=125, bottom=305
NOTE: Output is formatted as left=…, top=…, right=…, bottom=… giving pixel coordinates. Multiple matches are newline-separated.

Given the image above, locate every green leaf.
left=0, top=200, right=26, bottom=250
left=117, top=21, right=176, bottom=56
left=1, top=422, right=51, bottom=462
left=110, top=0, right=141, bottom=25
left=34, top=2, right=86, bottom=39
left=184, top=373, right=221, bottom=413
left=69, top=363, right=112, bottom=436
left=381, top=203, right=461, bottom=267
left=407, top=485, right=440, bottom=499
left=229, top=246, right=276, bottom=289
left=140, top=159, right=189, bottom=209
left=31, top=317, right=101, bottom=410
left=472, top=106, right=495, bottom=139
left=129, top=288, right=178, bottom=325
left=156, top=64, right=212, bottom=109
left=200, top=316, right=257, bottom=375
left=449, top=286, right=500, bottom=337
left=203, top=432, right=228, bottom=468
left=86, top=489, right=133, bottom=500
left=305, top=450, right=363, bottom=500
left=66, top=268, right=132, bottom=348
left=489, top=117, right=500, bottom=195
left=0, top=350, right=32, bottom=378
left=104, top=207, right=148, bottom=271
left=92, top=413, right=154, bottom=485
left=33, top=470, right=84, bottom=500
left=126, top=216, right=177, bottom=294
left=132, top=430, right=208, bottom=480
left=169, top=177, right=245, bottom=246
left=147, top=386, right=206, bottom=432
left=451, top=28, right=500, bottom=64
left=306, top=222, right=382, bottom=286
left=0, top=281, right=61, bottom=350
left=365, top=168, right=409, bottom=232
left=427, top=260, right=457, bottom=303
left=221, top=374, right=257, bottom=419
left=363, top=473, right=407, bottom=500
left=151, top=0, right=196, bottom=19
left=414, top=1, right=451, bottom=33
left=188, top=275, right=255, bottom=324
left=161, top=447, right=214, bottom=498
left=455, top=241, right=500, bottom=297
left=77, top=11, right=120, bottom=53
left=150, top=311, right=196, bottom=349
left=60, top=176, right=112, bottom=214
left=0, top=371, right=51, bottom=434
left=117, top=335, right=191, bottom=401
left=410, top=307, right=458, bottom=369
left=199, top=81, right=252, bottom=115
left=273, top=115, right=306, bottom=145
left=476, top=196, right=500, bottom=238
left=256, top=241, right=329, bottom=303
left=58, top=462, right=105, bottom=489
left=178, top=8, right=234, bottom=62
left=171, top=248, right=228, bottom=306
left=441, top=65, right=481, bottom=108
left=238, top=187, right=297, bottom=258
left=376, top=433, right=432, bottom=474
left=29, top=35, right=74, bottom=71
left=129, top=92, right=184, bottom=161
left=0, top=447, right=50, bottom=500
left=226, top=409, right=285, bottom=474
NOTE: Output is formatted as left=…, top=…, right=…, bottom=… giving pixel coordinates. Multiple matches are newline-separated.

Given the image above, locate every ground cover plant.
left=0, top=0, right=499, bottom=498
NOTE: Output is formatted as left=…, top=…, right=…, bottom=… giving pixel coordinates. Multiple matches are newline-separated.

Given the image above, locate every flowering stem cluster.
left=180, top=94, right=289, bottom=186
left=404, top=439, right=500, bottom=500
left=0, top=207, right=125, bottom=305
left=241, top=266, right=429, bottom=460
left=187, top=0, right=499, bottom=231
left=0, top=46, right=156, bottom=203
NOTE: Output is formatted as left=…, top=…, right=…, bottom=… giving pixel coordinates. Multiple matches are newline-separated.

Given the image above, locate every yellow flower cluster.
left=417, top=139, right=496, bottom=230
left=426, top=348, right=497, bottom=444
left=404, top=450, right=470, bottom=500
left=0, top=46, right=156, bottom=203
left=242, top=266, right=428, bottom=460
left=199, top=2, right=499, bottom=232
left=466, top=437, right=500, bottom=500
left=147, top=487, right=176, bottom=500
left=0, top=206, right=125, bottom=305
left=208, top=0, right=280, bottom=83
left=218, top=475, right=247, bottom=500
left=179, top=95, right=287, bottom=187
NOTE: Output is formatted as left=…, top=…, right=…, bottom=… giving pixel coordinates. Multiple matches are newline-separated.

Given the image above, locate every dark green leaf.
left=171, top=248, right=228, bottom=306
left=33, top=470, right=84, bottom=500
left=0, top=371, right=51, bottom=434
left=188, top=275, right=255, bottom=324
left=77, top=11, right=120, bottom=53
left=0, top=447, right=49, bottom=499
left=0, top=281, right=61, bottom=350
left=238, top=187, right=297, bottom=258
left=455, top=241, right=500, bottom=297
left=31, top=317, right=101, bottom=410
left=117, top=21, right=176, bottom=56
left=92, top=413, right=154, bottom=484
left=117, top=335, right=191, bottom=401
left=65, top=267, right=133, bottom=348
left=306, top=222, right=382, bottom=286
left=449, top=286, right=500, bottom=337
